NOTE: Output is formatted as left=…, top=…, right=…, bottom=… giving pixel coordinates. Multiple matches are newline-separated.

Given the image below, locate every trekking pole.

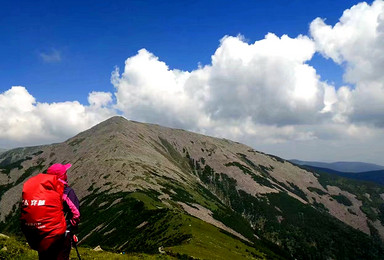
left=72, top=234, right=82, bottom=260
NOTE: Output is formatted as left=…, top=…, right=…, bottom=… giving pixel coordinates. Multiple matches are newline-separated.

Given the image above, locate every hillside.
left=0, top=233, right=176, bottom=260
left=1, top=116, right=384, bottom=259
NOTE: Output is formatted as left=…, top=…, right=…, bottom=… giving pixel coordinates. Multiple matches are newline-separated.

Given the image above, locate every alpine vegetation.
left=1, top=116, right=383, bottom=259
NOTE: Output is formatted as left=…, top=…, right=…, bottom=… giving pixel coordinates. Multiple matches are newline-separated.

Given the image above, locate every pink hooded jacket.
left=47, top=164, right=80, bottom=227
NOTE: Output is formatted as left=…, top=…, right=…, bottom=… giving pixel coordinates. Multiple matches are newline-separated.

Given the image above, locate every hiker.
left=21, top=163, right=80, bottom=260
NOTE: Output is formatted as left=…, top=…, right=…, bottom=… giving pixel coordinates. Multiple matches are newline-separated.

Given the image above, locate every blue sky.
left=1, top=0, right=352, bottom=103
left=1, top=0, right=384, bottom=164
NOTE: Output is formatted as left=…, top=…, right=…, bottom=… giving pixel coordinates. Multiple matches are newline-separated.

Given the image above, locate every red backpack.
left=20, top=173, right=67, bottom=251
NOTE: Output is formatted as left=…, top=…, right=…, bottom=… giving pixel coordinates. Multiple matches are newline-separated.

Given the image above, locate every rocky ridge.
left=0, top=116, right=383, bottom=259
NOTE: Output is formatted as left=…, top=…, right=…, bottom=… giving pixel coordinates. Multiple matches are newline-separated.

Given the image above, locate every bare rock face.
left=1, top=116, right=384, bottom=258
left=93, top=245, right=103, bottom=251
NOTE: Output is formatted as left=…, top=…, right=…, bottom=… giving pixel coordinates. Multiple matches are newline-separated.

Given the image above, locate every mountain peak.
left=1, top=117, right=384, bottom=259
left=92, top=115, right=130, bottom=129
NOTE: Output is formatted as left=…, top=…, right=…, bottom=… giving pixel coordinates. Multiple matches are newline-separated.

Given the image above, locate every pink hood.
left=47, top=163, right=72, bottom=183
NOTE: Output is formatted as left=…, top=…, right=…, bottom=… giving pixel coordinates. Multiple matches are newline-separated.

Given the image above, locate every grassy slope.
left=191, top=159, right=384, bottom=260
left=165, top=215, right=283, bottom=260
left=0, top=143, right=286, bottom=259
left=0, top=234, right=175, bottom=260
left=0, top=205, right=280, bottom=260
left=77, top=189, right=284, bottom=259
left=1, top=188, right=286, bottom=259
left=2, top=134, right=384, bottom=259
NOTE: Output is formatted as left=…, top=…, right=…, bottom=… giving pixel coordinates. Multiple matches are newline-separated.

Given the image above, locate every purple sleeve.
left=63, top=186, right=80, bottom=226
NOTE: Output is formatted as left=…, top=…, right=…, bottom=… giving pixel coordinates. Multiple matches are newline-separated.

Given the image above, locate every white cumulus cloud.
left=112, top=34, right=330, bottom=135
left=310, top=0, right=384, bottom=127
left=112, top=49, right=205, bottom=130
left=0, top=87, right=116, bottom=148
left=88, top=91, right=113, bottom=107
left=202, top=34, right=325, bottom=126
left=2, top=1, right=384, bottom=164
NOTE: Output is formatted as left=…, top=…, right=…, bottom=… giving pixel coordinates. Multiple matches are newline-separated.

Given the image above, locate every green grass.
left=0, top=195, right=285, bottom=260
left=129, top=192, right=164, bottom=210
left=70, top=247, right=176, bottom=260
left=0, top=235, right=37, bottom=260
left=65, top=187, right=289, bottom=259
left=165, top=215, right=274, bottom=260
left=77, top=191, right=190, bottom=253
left=0, top=234, right=175, bottom=260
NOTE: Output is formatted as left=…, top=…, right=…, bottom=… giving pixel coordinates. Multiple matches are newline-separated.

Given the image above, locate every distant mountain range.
left=290, top=160, right=384, bottom=186
left=1, top=117, right=384, bottom=259
left=297, top=165, right=384, bottom=186
left=290, top=159, right=384, bottom=173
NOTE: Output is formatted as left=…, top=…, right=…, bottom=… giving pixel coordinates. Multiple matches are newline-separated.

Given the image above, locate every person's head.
left=47, top=163, right=72, bottom=183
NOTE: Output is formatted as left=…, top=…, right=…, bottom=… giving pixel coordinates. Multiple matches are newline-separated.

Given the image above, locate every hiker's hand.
left=70, top=218, right=79, bottom=226
left=73, top=234, right=78, bottom=243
